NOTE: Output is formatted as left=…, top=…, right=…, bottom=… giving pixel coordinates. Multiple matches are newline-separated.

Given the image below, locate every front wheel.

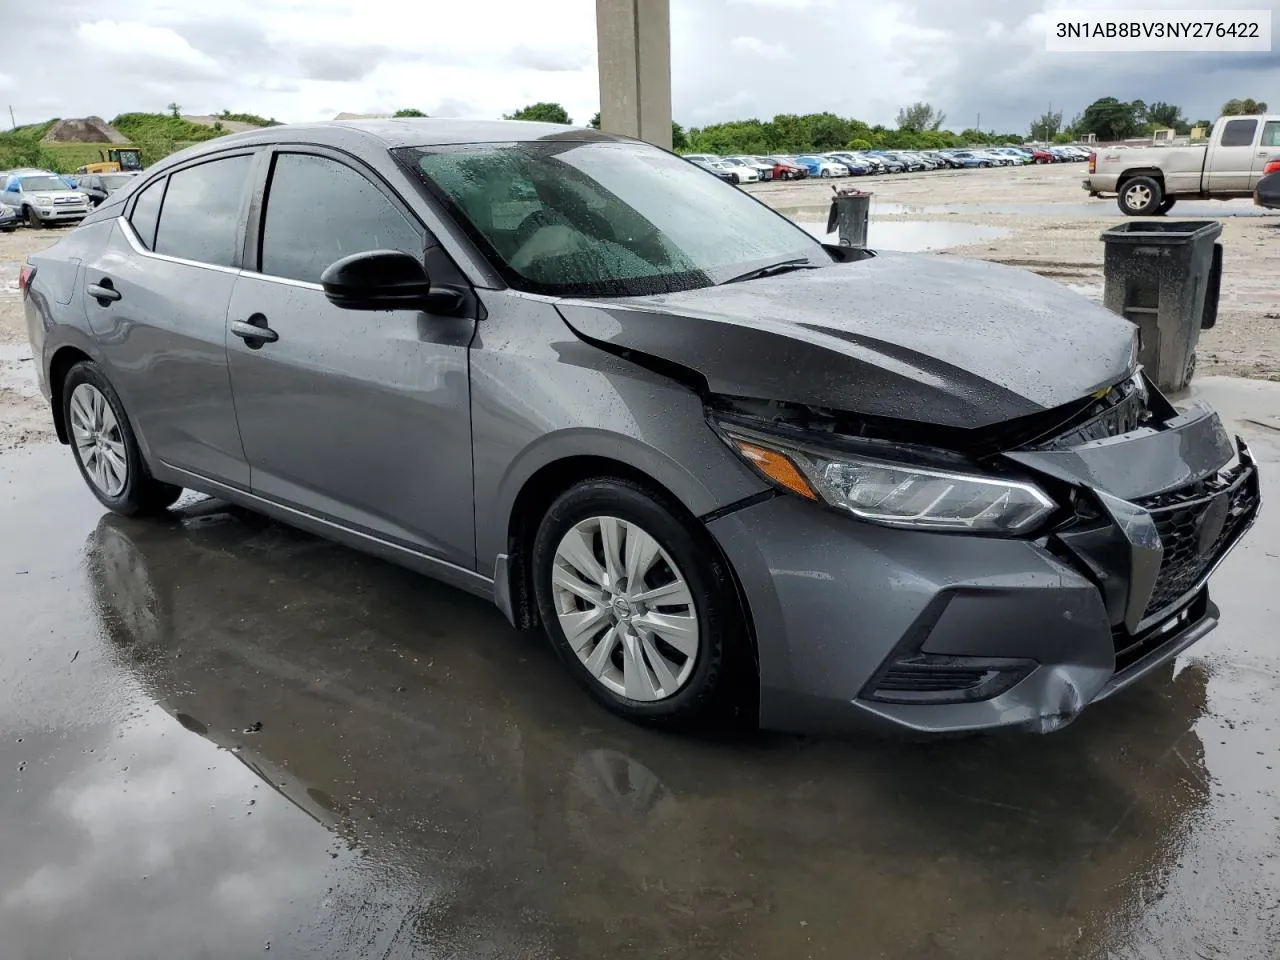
left=532, top=478, right=749, bottom=729
left=62, top=361, right=182, bottom=516
left=820, top=169, right=831, bottom=178
left=1118, top=176, right=1163, bottom=216
left=25, top=207, right=42, bottom=229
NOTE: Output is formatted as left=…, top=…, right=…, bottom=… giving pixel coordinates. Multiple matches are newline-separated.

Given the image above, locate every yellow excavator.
left=76, top=148, right=143, bottom=175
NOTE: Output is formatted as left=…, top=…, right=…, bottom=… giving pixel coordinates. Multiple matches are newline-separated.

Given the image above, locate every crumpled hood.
left=556, top=251, right=1137, bottom=429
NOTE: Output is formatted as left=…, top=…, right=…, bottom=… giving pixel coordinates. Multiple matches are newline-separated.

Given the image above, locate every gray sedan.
left=22, top=120, right=1259, bottom=736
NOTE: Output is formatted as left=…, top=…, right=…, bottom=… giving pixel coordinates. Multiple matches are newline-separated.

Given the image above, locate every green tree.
left=895, top=101, right=946, bottom=132
left=1221, top=98, right=1268, bottom=115
left=167, top=102, right=182, bottom=119
left=807, top=112, right=851, bottom=150
left=1029, top=110, right=1063, bottom=141
left=1077, top=96, right=1140, bottom=140
left=504, top=102, right=572, bottom=124
left=393, top=108, right=427, bottom=118
left=846, top=137, right=872, bottom=151
left=588, top=111, right=601, bottom=129
left=1145, top=101, right=1184, bottom=130
left=670, top=121, right=688, bottom=151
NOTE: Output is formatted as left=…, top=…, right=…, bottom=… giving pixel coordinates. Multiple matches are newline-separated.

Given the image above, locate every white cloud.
left=729, top=36, right=792, bottom=60
left=728, top=0, right=833, bottom=8
left=1, top=0, right=1276, bottom=138
left=75, top=20, right=223, bottom=79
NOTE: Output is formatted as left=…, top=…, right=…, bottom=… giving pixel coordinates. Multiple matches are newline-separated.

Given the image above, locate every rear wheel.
left=62, top=361, right=182, bottom=516
left=1118, top=176, right=1163, bottom=216
left=532, top=477, right=749, bottom=729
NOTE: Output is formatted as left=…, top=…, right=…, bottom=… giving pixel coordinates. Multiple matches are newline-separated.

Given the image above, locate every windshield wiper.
left=721, top=258, right=822, bottom=285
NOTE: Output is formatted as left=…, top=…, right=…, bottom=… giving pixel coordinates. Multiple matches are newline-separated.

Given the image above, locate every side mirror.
left=320, top=249, right=461, bottom=313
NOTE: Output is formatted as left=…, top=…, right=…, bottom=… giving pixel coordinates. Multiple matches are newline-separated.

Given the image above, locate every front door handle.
left=230, top=315, right=278, bottom=348
left=86, top=280, right=121, bottom=304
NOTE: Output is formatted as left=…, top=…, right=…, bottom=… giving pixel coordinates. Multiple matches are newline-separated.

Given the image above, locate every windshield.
left=403, top=140, right=823, bottom=298
left=20, top=176, right=68, bottom=192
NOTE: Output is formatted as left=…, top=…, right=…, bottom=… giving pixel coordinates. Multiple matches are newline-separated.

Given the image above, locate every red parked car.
left=1030, top=149, right=1056, bottom=164
left=760, top=156, right=807, bottom=180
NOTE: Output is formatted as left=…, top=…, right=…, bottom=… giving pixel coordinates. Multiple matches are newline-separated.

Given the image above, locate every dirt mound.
left=182, top=115, right=264, bottom=134
left=42, top=117, right=128, bottom=144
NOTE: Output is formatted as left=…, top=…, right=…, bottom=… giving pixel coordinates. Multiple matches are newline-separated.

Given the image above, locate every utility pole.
left=8, top=106, right=15, bottom=131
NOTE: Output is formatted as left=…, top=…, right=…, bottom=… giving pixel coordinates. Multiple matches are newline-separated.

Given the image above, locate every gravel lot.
left=2, top=161, right=1277, bottom=449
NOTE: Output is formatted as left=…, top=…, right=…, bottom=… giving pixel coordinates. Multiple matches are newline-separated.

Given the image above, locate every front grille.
left=1112, top=589, right=1209, bottom=672
left=1136, top=462, right=1259, bottom=620
left=1038, top=378, right=1149, bottom=449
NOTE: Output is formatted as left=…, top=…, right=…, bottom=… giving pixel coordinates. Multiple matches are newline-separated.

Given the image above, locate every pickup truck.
left=1084, top=114, right=1280, bottom=215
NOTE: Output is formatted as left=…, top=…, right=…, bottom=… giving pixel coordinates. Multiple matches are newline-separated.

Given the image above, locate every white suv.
left=0, top=169, right=91, bottom=228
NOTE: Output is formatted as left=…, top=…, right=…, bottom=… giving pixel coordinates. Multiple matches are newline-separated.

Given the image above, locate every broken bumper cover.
left=706, top=410, right=1259, bottom=738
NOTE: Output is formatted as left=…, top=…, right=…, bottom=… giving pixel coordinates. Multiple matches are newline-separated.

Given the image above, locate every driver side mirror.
left=320, top=249, right=462, bottom=313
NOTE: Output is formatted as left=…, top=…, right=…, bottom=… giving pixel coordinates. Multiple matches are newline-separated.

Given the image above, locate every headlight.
left=717, top=425, right=1056, bottom=535
left=32, top=194, right=51, bottom=204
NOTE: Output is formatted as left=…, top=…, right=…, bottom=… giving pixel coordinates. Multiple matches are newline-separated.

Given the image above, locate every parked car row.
left=0, top=168, right=138, bottom=230
left=682, top=145, right=1092, bottom=182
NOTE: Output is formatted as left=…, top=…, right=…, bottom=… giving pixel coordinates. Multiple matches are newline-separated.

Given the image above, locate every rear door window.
left=1221, top=119, right=1259, bottom=147
left=1261, top=121, right=1280, bottom=148
left=128, top=178, right=165, bottom=250
left=258, top=152, right=421, bottom=284
left=153, top=154, right=253, bottom=267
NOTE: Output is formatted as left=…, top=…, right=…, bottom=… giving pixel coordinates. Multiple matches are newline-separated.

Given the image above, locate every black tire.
left=62, top=361, right=182, bottom=516
left=532, top=477, right=750, bottom=729
left=820, top=168, right=831, bottom=178
left=25, top=207, right=42, bottom=229
left=1118, top=175, right=1163, bottom=216
left=1157, top=198, right=1177, bottom=215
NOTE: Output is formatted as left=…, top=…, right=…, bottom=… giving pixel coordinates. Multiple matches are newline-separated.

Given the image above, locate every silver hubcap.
left=70, top=383, right=127, bottom=497
left=1125, top=184, right=1152, bottom=209
left=551, top=516, right=699, bottom=702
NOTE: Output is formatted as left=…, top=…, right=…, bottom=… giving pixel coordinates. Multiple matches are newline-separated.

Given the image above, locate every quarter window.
left=259, top=153, right=421, bottom=284
left=129, top=178, right=165, bottom=250
left=153, top=154, right=253, bottom=267
left=1261, top=121, right=1280, bottom=148
left=1221, top=119, right=1258, bottom=147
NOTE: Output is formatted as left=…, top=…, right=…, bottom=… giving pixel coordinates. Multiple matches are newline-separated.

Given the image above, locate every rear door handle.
left=230, top=316, right=278, bottom=348
left=86, top=280, right=121, bottom=304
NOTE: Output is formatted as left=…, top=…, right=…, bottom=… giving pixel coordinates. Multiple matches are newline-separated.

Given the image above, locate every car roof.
left=182, top=118, right=622, bottom=154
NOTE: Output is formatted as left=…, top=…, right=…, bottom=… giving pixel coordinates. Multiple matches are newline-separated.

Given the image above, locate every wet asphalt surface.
left=2, top=379, right=1279, bottom=960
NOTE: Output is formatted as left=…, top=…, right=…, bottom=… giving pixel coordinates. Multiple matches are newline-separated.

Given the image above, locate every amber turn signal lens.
left=731, top=440, right=817, bottom=500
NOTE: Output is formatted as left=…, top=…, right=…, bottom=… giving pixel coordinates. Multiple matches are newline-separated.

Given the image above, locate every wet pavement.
left=795, top=218, right=1012, bottom=251
left=2, top=378, right=1279, bottom=959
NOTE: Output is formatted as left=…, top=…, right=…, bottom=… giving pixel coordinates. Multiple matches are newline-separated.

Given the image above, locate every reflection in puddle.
left=796, top=219, right=1011, bottom=252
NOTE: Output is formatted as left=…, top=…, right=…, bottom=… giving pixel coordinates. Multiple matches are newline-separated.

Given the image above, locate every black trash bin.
left=1100, top=219, right=1224, bottom=393
left=826, top=190, right=872, bottom=248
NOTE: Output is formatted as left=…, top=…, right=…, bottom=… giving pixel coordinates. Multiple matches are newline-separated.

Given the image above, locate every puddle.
left=780, top=200, right=1280, bottom=220
left=796, top=219, right=1011, bottom=252
left=0, top=343, right=38, bottom=398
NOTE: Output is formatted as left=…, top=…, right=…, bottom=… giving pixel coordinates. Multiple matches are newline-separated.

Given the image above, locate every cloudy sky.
left=1, top=0, right=1276, bottom=134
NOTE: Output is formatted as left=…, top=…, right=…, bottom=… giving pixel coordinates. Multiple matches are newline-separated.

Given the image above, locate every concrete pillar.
left=595, top=0, right=672, bottom=150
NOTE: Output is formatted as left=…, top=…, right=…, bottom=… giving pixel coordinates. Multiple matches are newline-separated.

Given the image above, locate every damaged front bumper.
left=706, top=402, right=1260, bottom=737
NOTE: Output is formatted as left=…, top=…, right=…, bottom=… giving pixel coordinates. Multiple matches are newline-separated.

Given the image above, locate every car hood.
left=556, top=251, right=1137, bottom=430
